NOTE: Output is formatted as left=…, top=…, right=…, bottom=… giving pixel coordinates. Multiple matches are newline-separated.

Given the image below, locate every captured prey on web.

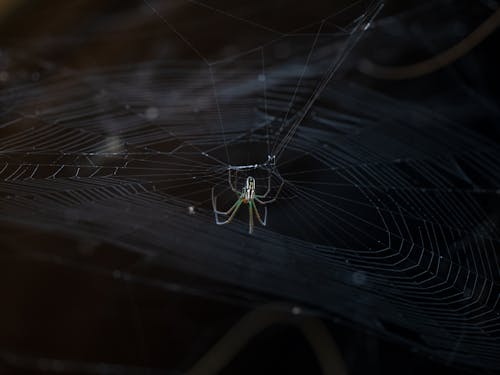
left=210, top=1, right=384, bottom=234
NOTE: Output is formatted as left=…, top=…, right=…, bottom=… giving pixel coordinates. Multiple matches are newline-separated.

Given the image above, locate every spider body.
left=211, top=172, right=283, bottom=234
left=242, top=176, right=256, bottom=202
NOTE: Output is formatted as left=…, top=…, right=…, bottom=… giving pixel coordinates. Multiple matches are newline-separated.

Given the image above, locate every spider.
left=211, top=170, right=283, bottom=234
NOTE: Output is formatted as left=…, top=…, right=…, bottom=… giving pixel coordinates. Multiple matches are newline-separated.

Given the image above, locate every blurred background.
left=0, top=0, right=499, bottom=374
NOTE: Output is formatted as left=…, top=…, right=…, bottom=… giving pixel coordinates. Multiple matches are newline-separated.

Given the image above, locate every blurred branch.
left=0, top=0, right=25, bottom=22
left=186, top=302, right=347, bottom=375
left=359, top=6, right=500, bottom=79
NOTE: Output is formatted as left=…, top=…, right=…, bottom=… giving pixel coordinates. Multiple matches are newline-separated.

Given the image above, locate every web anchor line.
left=270, top=0, right=384, bottom=163
left=210, top=1, right=384, bottom=233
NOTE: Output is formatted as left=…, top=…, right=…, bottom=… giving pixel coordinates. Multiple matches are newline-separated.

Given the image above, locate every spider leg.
left=255, top=178, right=284, bottom=204
left=214, top=198, right=243, bottom=225
left=258, top=174, right=272, bottom=198
left=252, top=201, right=267, bottom=226
left=212, top=187, right=241, bottom=215
left=248, top=202, right=254, bottom=234
left=228, top=169, right=239, bottom=194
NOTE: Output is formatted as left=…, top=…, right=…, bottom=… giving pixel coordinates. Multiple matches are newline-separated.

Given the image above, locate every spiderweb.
left=0, top=0, right=499, bottom=372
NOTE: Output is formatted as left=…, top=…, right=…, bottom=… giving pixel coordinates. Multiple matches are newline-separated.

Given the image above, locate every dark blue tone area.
left=0, top=0, right=498, bottom=374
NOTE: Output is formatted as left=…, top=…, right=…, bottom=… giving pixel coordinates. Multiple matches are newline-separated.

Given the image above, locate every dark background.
left=0, top=0, right=499, bottom=374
